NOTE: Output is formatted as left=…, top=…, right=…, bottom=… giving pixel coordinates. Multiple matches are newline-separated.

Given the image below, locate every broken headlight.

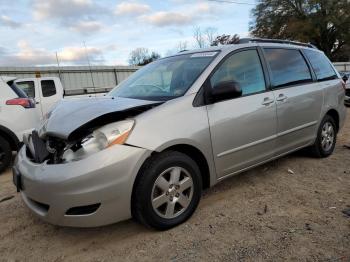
left=62, top=120, right=135, bottom=162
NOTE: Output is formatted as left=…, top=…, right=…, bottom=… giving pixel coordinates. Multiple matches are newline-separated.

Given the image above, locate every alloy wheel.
left=151, top=166, right=194, bottom=219
left=321, top=121, right=335, bottom=152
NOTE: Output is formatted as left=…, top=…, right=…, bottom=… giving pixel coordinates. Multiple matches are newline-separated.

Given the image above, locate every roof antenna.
left=83, top=41, right=96, bottom=97
left=55, top=52, right=63, bottom=82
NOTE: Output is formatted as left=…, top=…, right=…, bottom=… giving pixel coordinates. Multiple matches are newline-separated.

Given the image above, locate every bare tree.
left=204, top=27, right=218, bottom=45
left=193, top=26, right=205, bottom=48
left=128, top=48, right=149, bottom=65
left=193, top=26, right=219, bottom=48
left=128, top=48, right=161, bottom=66
left=164, top=41, right=189, bottom=57
left=177, top=41, right=188, bottom=52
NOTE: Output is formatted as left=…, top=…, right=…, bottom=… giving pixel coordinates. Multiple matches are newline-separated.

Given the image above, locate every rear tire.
left=0, top=136, right=12, bottom=174
left=309, top=115, right=337, bottom=158
left=132, top=151, right=202, bottom=230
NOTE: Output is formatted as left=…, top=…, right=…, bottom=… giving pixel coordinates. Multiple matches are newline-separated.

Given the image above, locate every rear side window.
left=15, top=81, right=35, bottom=98
left=7, top=80, right=28, bottom=98
left=210, top=49, right=266, bottom=96
left=304, top=50, right=337, bottom=81
left=264, top=48, right=312, bottom=88
left=41, top=80, right=56, bottom=97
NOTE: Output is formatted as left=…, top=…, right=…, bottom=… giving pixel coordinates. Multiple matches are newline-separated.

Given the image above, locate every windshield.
left=110, top=52, right=218, bottom=101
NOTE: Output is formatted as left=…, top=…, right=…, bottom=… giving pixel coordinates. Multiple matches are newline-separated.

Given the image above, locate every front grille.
left=31, top=131, right=49, bottom=163
left=25, top=146, right=35, bottom=161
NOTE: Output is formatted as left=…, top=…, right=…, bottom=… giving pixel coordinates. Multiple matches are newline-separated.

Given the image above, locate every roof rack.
left=238, top=38, right=317, bottom=49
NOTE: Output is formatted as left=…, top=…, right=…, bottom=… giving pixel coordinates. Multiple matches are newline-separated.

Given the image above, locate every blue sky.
left=0, top=0, right=254, bottom=66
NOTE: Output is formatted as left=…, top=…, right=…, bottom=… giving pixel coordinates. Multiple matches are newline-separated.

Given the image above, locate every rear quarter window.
left=304, top=50, right=337, bottom=81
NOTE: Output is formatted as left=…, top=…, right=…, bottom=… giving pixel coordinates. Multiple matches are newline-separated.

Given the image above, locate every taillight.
left=6, top=98, right=35, bottom=108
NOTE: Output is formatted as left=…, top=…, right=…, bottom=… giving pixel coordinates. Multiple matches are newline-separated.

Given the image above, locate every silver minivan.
left=13, top=39, right=347, bottom=230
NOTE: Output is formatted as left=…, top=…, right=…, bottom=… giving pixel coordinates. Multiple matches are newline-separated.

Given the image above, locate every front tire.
left=0, top=136, right=12, bottom=174
left=132, top=151, right=202, bottom=230
left=309, top=115, right=337, bottom=158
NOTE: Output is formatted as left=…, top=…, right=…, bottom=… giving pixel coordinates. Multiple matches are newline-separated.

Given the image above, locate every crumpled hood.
left=38, top=96, right=160, bottom=140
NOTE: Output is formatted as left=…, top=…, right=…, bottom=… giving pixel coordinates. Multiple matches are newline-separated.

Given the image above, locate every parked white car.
left=0, top=76, right=39, bottom=172
left=15, top=77, right=64, bottom=118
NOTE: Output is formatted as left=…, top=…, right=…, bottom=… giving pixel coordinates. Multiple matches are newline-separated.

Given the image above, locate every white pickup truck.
left=0, top=76, right=107, bottom=172
left=14, top=77, right=64, bottom=119
left=15, top=76, right=107, bottom=118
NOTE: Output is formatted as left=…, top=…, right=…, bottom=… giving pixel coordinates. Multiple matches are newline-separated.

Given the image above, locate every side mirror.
left=342, top=75, right=348, bottom=83
left=210, top=81, right=242, bottom=103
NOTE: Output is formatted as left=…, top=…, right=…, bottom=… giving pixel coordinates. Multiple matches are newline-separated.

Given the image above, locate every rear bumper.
left=14, top=144, right=151, bottom=227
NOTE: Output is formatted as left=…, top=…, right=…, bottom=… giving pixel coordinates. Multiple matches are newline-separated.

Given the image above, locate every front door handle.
left=262, top=97, right=275, bottom=106
left=276, top=94, right=288, bottom=102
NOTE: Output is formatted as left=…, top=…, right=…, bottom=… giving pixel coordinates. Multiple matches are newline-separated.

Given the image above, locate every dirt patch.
left=0, top=110, right=349, bottom=261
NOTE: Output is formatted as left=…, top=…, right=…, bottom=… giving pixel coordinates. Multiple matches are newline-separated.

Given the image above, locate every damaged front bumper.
left=14, top=143, right=151, bottom=227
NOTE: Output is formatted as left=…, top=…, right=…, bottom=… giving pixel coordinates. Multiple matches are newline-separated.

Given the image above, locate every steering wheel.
left=132, top=84, right=164, bottom=93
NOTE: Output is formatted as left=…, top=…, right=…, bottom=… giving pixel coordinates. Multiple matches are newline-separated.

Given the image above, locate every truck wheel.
left=309, top=115, right=337, bottom=158
left=132, top=151, right=202, bottom=230
left=0, top=136, right=12, bottom=174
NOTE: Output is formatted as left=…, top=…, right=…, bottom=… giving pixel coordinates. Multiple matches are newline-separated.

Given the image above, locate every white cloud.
left=59, top=46, right=103, bottom=63
left=69, top=20, right=104, bottom=34
left=0, top=15, right=22, bottom=29
left=32, top=0, right=102, bottom=21
left=139, top=2, right=219, bottom=27
left=195, top=2, right=211, bottom=13
left=140, top=11, right=193, bottom=27
left=0, top=41, right=104, bottom=66
left=115, top=2, right=151, bottom=16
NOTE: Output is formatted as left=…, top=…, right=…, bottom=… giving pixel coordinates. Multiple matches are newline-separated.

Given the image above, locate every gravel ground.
left=0, top=109, right=349, bottom=262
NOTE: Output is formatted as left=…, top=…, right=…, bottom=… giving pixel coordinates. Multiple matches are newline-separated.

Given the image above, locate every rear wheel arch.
left=325, top=109, right=339, bottom=132
left=309, top=114, right=337, bottom=158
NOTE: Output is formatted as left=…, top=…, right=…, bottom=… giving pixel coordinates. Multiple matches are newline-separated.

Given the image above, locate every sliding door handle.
left=262, top=97, right=275, bottom=106
left=276, top=94, right=288, bottom=102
